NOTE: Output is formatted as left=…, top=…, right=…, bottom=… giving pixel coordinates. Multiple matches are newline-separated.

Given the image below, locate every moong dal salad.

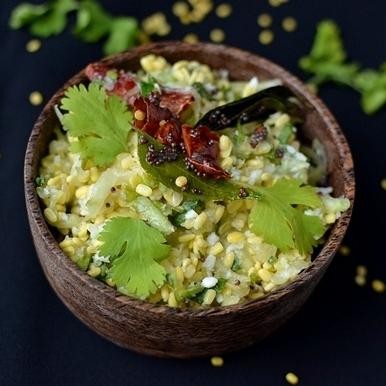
left=36, top=55, right=350, bottom=307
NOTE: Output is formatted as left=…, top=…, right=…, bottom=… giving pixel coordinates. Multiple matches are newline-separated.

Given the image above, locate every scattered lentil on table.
left=26, top=39, right=41, bottom=53
left=211, top=356, right=224, bottom=367
left=285, top=372, right=299, bottom=385
left=259, top=30, right=274, bottom=45
left=257, top=13, right=273, bottom=28
left=29, top=91, right=43, bottom=106
left=282, top=16, right=298, bottom=32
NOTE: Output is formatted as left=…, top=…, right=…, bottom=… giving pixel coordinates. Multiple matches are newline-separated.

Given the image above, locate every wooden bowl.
left=24, top=42, right=355, bottom=358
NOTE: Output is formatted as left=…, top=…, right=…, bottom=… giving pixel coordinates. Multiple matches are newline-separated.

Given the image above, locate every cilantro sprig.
left=9, top=0, right=139, bottom=55
left=60, top=83, right=132, bottom=166
left=249, top=179, right=325, bottom=255
left=98, top=217, right=170, bottom=298
left=300, top=19, right=386, bottom=115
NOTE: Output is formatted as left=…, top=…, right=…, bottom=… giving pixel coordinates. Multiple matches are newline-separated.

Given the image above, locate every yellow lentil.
left=223, top=252, right=235, bottom=268
left=227, top=231, right=245, bottom=244
left=208, top=241, right=224, bottom=256
left=325, top=213, right=336, bottom=224
left=258, top=268, right=272, bottom=282
left=175, top=266, right=185, bottom=283
left=29, top=91, right=43, bottom=106
left=175, top=175, right=188, bottom=187
left=269, top=0, right=289, bottom=7
left=178, top=233, right=196, bottom=243
left=355, top=275, right=366, bottom=286
left=87, top=265, right=101, bottom=278
left=381, top=178, right=386, bottom=190
left=339, top=245, right=351, bottom=256
left=26, top=39, right=41, bottom=53
left=372, top=279, right=385, bottom=293
left=168, top=292, right=178, bottom=307
left=210, top=28, right=225, bottom=43
left=203, top=289, right=217, bottom=305
left=285, top=372, right=299, bottom=385
left=135, top=184, right=153, bottom=197
left=183, top=33, right=199, bottom=43
left=259, top=30, right=274, bottom=45
left=193, top=211, right=208, bottom=229
left=142, top=12, right=171, bottom=36
left=257, top=13, right=272, bottom=28
left=172, top=1, right=190, bottom=17
left=215, top=3, right=232, bottom=18
left=211, top=356, right=224, bottom=367
left=356, top=265, right=367, bottom=276
left=75, top=185, right=89, bottom=199
left=134, top=110, right=145, bottom=120
left=282, top=16, right=298, bottom=32
left=44, top=208, right=57, bottom=223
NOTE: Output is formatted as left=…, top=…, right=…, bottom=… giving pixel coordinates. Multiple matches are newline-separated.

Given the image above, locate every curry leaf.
left=137, top=133, right=258, bottom=200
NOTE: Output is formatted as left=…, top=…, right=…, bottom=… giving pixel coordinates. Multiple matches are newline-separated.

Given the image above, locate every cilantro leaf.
left=354, top=67, right=386, bottom=115
left=299, top=20, right=359, bottom=87
left=103, top=17, right=138, bottom=55
left=73, top=0, right=112, bottom=43
left=170, top=200, right=203, bottom=226
left=60, top=83, right=132, bottom=166
left=9, top=3, right=49, bottom=29
left=10, top=0, right=77, bottom=37
left=250, top=179, right=325, bottom=255
left=299, top=19, right=386, bottom=114
left=140, top=76, right=157, bottom=97
left=98, top=217, right=170, bottom=298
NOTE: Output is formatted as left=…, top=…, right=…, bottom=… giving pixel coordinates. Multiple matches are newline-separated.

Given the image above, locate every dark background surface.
left=1, top=0, right=386, bottom=385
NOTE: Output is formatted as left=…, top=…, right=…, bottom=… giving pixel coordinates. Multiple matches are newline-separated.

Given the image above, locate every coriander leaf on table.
left=250, top=179, right=325, bottom=255
left=9, top=3, right=49, bottom=29
left=10, top=0, right=77, bottom=38
left=98, top=217, right=170, bottom=298
left=354, top=67, right=386, bottom=115
left=73, top=0, right=112, bottom=43
left=60, top=83, right=132, bottom=166
left=103, top=17, right=138, bottom=55
left=299, top=19, right=359, bottom=86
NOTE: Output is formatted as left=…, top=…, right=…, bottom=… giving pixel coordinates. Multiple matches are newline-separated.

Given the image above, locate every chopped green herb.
left=268, top=255, right=277, bottom=265
left=192, top=82, right=213, bottom=100
left=140, top=76, right=157, bottom=97
left=213, top=278, right=227, bottom=292
left=60, top=83, right=132, bottom=166
left=231, top=258, right=241, bottom=272
left=35, top=175, right=46, bottom=187
left=98, top=217, right=170, bottom=298
left=278, top=123, right=294, bottom=144
left=170, top=200, right=203, bottom=226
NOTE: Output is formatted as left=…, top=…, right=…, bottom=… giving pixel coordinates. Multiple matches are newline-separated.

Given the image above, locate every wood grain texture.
left=24, top=42, right=355, bottom=358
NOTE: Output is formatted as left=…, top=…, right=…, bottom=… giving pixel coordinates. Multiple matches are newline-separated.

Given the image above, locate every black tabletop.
left=1, top=1, right=386, bottom=385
